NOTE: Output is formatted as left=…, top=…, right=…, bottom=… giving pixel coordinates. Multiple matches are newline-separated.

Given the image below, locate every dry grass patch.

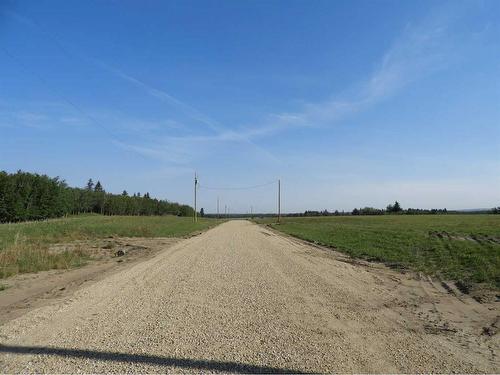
left=0, top=214, right=218, bottom=279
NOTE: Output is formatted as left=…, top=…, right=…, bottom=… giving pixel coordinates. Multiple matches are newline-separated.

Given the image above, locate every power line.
left=198, top=180, right=278, bottom=191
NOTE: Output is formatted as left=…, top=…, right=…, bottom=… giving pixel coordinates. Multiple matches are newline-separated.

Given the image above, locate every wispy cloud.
left=90, top=60, right=225, bottom=135
left=15, top=111, right=48, bottom=123
left=3, top=4, right=467, bottom=166
left=0, top=105, right=87, bottom=130
left=113, top=140, right=195, bottom=164
left=87, top=59, right=282, bottom=163
left=4, top=9, right=281, bottom=164
left=233, top=7, right=460, bottom=139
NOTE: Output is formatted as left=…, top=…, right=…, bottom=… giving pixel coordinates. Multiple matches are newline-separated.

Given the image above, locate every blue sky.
left=1, top=0, right=499, bottom=213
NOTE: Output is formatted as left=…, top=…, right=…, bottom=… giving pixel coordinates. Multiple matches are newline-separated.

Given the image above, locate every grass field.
left=0, top=214, right=218, bottom=279
left=256, top=215, right=500, bottom=290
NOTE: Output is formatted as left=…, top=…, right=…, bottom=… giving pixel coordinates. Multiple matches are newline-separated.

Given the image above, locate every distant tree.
left=94, top=181, right=104, bottom=192
left=393, top=201, right=402, bottom=212
left=304, top=210, right=321, bottom=216
left=122, top=190, right=128, bottom=196
left=200, top=208, right=205, bottom=217
left=352, top=208, right=360, bottom=215
left=386, top=201, right=402, bottom=214
left=86, top=178, right=94, bottom=191
left=359, top=207, right=384, bottom=215
left=334, top=210, right=339, bottom=216
left=144, top=192, right=150, bottom=199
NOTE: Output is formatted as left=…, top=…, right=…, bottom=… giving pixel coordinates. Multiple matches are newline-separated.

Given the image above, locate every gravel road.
left=0, top=220, right=497, bottom=373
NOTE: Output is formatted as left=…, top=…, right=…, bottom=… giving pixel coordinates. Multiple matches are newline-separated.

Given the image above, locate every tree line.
left=205, top=201, right=499, bottom=218
left=0, top=170, right=194, bottom=223
left=302, top=201, right=458, bottom=216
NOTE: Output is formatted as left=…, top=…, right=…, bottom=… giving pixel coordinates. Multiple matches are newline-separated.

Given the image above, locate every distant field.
left=256, top=215, right=500, bottom=290
left=0, top=214, right=218, bottom=279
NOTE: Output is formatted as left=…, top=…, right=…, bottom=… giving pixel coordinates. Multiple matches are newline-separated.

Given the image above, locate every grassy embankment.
left=256, top=215, right=500, bottom=290
left=0, top=214, right=218, bottom=279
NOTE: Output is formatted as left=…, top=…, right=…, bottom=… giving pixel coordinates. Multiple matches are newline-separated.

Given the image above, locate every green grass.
left=256, top=215, right=500, bottom=290
left=0, top=214, right=218, bottom=279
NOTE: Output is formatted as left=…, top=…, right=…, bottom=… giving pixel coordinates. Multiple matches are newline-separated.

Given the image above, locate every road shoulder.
left=0, top=237, right=181, bottom=325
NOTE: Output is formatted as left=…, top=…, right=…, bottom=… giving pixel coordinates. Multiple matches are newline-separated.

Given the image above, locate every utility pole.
left=224, top=205, right=227, bottom=218
left=251, top=205, right=253, bottom=219
left=217, top=196, right=220, bottom=219
left=277, top=179, right=281, bottom=223
left=194, top=173, right=198, bottom=223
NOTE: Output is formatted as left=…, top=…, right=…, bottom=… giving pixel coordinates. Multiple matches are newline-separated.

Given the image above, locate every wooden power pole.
left=194, top=173, right=198, bottom=223
left=278, top=179, right=281, bottom=223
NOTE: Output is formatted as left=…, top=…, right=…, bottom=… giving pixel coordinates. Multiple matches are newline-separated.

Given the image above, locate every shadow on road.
left=0, top=344, right=304, bottom=373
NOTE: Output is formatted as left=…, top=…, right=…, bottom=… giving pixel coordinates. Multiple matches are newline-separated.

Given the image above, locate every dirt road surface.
left=0, top=220, right=498, bottom=373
